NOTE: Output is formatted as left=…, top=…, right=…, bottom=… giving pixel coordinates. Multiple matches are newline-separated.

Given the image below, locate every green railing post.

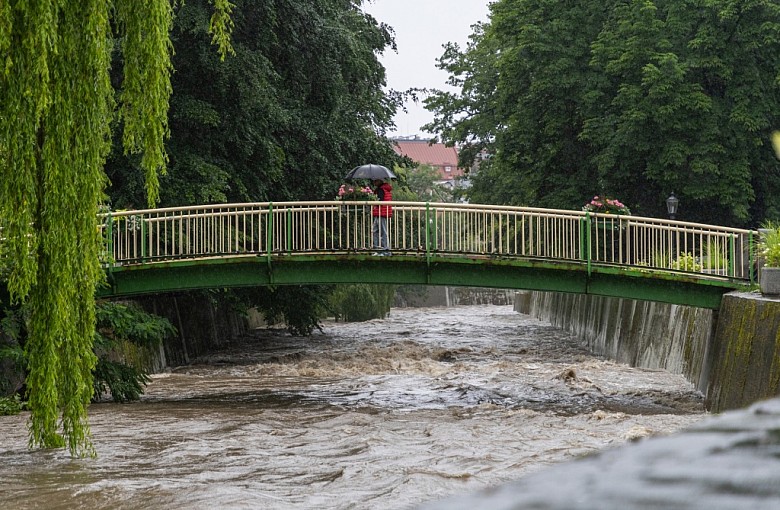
left=729, top=235, right=736, bottom=278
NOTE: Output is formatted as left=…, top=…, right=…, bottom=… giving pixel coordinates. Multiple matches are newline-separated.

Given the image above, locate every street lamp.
left=666, top=192, right=679, bottom=220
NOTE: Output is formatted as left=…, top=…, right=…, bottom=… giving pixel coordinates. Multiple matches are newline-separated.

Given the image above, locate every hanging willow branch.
left=0, top=0, right=232, bottom=457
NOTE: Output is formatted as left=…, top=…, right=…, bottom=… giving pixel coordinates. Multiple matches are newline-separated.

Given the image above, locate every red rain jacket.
left=372, top=182, right=393, bottom=217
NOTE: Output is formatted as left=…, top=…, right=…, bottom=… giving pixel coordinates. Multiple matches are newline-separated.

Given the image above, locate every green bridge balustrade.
left=99, top=201, right=758, bottom=309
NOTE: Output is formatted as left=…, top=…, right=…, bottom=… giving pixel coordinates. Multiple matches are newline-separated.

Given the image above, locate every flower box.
left=337, top=184, right=377, bottom=201
left=583, top=196, right=631, bottom=216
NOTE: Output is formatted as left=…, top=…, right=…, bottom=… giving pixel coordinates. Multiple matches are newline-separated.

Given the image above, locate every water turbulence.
left=0, top=305, right=706, bottom=509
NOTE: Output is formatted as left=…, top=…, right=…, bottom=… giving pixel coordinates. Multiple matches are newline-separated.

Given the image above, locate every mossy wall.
left=706, top=293, right=780, bottom=412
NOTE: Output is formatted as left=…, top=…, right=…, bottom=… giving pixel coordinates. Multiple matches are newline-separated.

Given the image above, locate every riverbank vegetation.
left=424, top=0, right=780, bottom=227
left=1, top=0, right=229, bottom=455
left=93, top=302, right=176, bottom=403
left=0, top=302, right=176, bottom=412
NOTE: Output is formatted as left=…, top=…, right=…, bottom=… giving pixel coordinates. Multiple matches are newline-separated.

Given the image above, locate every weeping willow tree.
left=0, top=1, right=232, bottom=456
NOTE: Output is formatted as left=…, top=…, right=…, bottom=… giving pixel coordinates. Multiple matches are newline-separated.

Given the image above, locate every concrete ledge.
left=707, top=292, right=780, bottom=412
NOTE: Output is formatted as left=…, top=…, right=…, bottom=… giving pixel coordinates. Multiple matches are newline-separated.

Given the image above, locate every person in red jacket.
left=372, top=179, right=393, bottom=255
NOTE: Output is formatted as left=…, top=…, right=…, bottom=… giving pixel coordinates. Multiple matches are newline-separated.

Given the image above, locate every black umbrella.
left=345, top=164, right=396, bottom=181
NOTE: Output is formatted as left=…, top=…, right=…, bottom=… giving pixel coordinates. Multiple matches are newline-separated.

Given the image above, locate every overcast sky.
left=362, top=0, right=491, bottom=138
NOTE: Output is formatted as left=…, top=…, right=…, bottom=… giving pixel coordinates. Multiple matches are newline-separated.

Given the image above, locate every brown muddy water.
left=0, top=305, right=706, bottom=509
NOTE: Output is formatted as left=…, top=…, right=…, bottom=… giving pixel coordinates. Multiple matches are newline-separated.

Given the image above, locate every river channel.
left=0, top=304, right=707, bottom=509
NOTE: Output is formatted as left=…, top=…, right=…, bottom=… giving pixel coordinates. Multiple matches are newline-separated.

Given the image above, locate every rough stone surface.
left=760, top=267, right=780, bottom=295
left=421, top=397, right=780, bottom=510
left=707, top=292, right=780, bottom=412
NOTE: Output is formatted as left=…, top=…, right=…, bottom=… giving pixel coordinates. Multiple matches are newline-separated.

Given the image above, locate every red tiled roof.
left=393, top=140, right=460, bottom=168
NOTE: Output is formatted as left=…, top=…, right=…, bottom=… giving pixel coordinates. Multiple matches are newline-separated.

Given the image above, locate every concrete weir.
left=514, top=290, right=780, bottom=413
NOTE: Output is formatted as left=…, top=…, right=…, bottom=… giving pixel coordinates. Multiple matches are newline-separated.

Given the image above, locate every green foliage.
left=672, top=252, right=702, bottom=272
left=0, top=343, right=25, bottom=396
left=240, top=286, right=331, bottom=336
left=95, top=301, right=176, bottom=349
left=759, top=222, right=780, bottom=268
left=0, top=307, right=26, bottom=398
left=701, top=241, right=729, bottom=272
left=209, top=0, right=236, bottom=60
left=0, top=395, right=24, bottom=416
left=92, top=301, right=174, bottom=403
left=0, top=1, right=232, bottom=456
left=394, top=164, right=456, bottom=202
left=92, top=359, right=151, bottom=403
left=426, top=0, right=780, bottom=227
left=106, top=0, right=403, bottom=208
left=328, top=284, right=395, bottom=322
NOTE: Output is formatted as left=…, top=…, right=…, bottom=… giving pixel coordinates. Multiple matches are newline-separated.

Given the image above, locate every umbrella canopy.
left=345, top=164, right=396, bottom=181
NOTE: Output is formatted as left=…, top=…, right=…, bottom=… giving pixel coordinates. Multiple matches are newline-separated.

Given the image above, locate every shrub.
left=0, top=395, right=23, bottom=416
left=672, top=252, right=701, bottom=272
left=759, top=222, right=780, bottom=267
left=329, top=284, right=394, bottom=322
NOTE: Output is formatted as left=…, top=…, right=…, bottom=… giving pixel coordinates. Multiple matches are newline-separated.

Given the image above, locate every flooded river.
left=0, top=305, right=706, bottom=509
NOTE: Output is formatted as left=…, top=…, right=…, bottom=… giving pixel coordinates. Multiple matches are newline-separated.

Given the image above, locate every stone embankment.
left=131, top=292, right=248, bottom=371
left=395, top=286, right=514, bottom=307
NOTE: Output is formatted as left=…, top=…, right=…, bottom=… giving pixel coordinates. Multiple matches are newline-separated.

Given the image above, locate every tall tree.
left=0, top=1, right=232, bottom=456
left=426, top=0, right=780, bottom=226
left=107, top=0, right=401, bottom=207
left=105, top=0, right=403, bottom=335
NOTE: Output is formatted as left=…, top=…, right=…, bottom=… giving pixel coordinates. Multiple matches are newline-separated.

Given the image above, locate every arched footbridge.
left=99, top=201, right=758, bottom=309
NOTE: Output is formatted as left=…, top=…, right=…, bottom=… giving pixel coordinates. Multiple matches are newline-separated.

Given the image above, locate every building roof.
left=393, top=139, right=460, bottom=168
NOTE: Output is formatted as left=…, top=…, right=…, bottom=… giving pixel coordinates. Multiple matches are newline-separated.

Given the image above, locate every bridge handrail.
left=101, top=201, right=759, bottom=283
left=100, top=201, right=756, bottom=235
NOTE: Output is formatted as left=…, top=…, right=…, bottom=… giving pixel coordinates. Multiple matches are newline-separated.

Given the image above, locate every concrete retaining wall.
left=516, top=291, right=780, bottom=412
left=706, top=292, right=780, bottom=412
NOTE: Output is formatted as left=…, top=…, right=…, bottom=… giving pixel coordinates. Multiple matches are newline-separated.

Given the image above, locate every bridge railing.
left=101, top=201, right=756, bottom=282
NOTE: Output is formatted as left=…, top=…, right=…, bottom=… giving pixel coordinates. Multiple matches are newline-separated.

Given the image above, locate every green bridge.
left=99, top=201, right=757, bottom=309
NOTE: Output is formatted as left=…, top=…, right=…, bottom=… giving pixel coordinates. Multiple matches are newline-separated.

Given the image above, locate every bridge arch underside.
left=99, top=255, right=743, bottom=309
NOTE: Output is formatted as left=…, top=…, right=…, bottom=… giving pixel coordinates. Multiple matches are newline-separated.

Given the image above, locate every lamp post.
left=666, top=192, right=679, bottom=220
